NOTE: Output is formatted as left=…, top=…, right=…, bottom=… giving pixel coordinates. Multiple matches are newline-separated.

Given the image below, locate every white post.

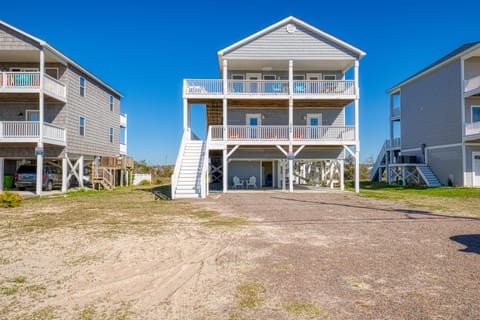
left=222, top=148, right=228, bottom=192
left=460, top=58, right=467, bottom=186
left=0, top=158, right=4, bottom=192
left=354, top=60, right=360, bottom=193
left=223, top=59, right=228, bottom=142
left=282, top=160, right=286, bottom=190
left=79, top=156, right=84, bottom=188
left=61, top=157, right=67, bottom=193
left=183, top=98, right=188, bottom=132
left=288, top=60, right=293, bottom=141
left=340, top=159, right=344, bottom=191
left=124, top=114, right=128, bottom=155
left=36, top=48, right=45, bottom=196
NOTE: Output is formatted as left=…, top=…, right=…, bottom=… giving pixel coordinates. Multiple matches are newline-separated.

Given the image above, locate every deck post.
left=79, top=156, right=84, bottom=188
left=340, top=159, right=345, bottom=191
left=222, top=148, right=228, bottom=192
left=223, top=60, right=228, bottom=142
left=282, top=160, right=286, bottom=190
left=354, top=60, right=360, bottom=193
left=61, top=157, right=68, bottom=193
left=183, top=98, right=188, bottom=132
left=36, top=48, right=45, bottom=196
left=0, top=157, right=4, bottom=193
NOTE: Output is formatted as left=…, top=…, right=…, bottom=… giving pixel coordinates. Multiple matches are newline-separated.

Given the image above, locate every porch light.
left=17, top=112, right=24, bottom=117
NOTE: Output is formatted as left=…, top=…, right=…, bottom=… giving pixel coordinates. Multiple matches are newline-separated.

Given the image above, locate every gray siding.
left=0, top=101, right=65, bottom=126
left=64, top=66, right=121, bottom=157
left=465, top=145, right=480, bottom=186
left=223, top=22, right=359, bottom=60
left=401, top=60, right=463, bottom=149
left=0, top=25, right=38, bottom=50
left=229, top=147, right=343, bottom=160
left=426, top=146, right=463, bottom=185
left=464, top=57, right=480, bottom=80
left=227, top=70, right=343, bottom=79
left=228, top=108, right=344, bottom=126
left=228, top=161, right=261, bottom=188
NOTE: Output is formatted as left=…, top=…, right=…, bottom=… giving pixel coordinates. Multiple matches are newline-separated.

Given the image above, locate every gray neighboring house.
left=0, top=20, right=130, bottom=194
left=172, top=16, right=365, bottom=199
left=371, top=42, right=480, bottom=187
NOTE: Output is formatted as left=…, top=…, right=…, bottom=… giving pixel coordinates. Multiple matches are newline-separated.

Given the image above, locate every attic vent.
left=286, top=24, right=296, bottom=34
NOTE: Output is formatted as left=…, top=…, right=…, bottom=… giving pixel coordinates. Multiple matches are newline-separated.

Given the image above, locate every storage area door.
left=474, top=153, right=480, bottom=187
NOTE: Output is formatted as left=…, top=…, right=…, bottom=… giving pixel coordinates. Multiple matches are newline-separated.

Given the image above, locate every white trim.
left=461, top=58, right=466, bottom=185
left=79, top=76, right=86, bottom=97
left=473, top=151, right=480, bottom=187
left=217, top=16, right=366, bottom=59
left=306, top=73, right=322, bottom=81
left=231, top=74, right=245, bottom=80
left=401, top=147, right=422, bottom=153
left=9, top=67, right=39, bottom=72
left=0, top=20, right=122, bottom=97
left=388, top=43, right=480, bottom=93
left=262, top=74, right=276, bottom=80
left=246, top=113, right=262, bottom=126
left=79, top=116, right=86, bottom=137
left=425, top=143, right=463, bottom=151
left=323, top=74, right=337, bottom=80
left=25, top=109, right=39, bottom=121
left=246, top=73, right=262, bottom=80
left=306, top=113, right=322, bottom=126
left=471, top=105, right=480, bottom=123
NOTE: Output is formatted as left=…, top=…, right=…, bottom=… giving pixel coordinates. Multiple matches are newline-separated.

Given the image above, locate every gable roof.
left=217, top=16, right=365, bottom=63
left=388, top=42, right=480, bottom=93
left=0, top=20, right=122, bottom=97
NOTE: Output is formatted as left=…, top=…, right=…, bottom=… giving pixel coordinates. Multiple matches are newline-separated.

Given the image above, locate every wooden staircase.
left=92, top=167, right=114, bottom=190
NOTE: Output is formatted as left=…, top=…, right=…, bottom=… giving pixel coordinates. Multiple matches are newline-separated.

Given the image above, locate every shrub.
left=138, top=179, right=151, bottom=186
left=155, top=178, right=163, bottom=185
left=1, top=191, right=22, bottom=208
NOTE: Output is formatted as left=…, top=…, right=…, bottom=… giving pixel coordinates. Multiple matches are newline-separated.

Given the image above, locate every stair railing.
left=370, top=140, right=388, bottom=181
left=171, top=128, right=190, bottom=199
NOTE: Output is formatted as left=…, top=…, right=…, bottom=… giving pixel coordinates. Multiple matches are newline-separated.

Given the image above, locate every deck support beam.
left=222, top=148, right=228, bottom=192
left=354, top=60, right=360, bottom=194
left=0, top=157, right=4, bottom=192
left=61, top=157, right=67, bottom=193
left=36, top=48, right=45, bottom=195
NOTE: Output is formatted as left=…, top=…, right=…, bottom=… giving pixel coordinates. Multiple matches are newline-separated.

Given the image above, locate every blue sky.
left=3, top=0, right=480, bottom=164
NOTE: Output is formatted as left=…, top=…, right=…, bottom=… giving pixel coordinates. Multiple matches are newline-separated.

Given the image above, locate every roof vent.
left=286, top=24, right=296, bottom=34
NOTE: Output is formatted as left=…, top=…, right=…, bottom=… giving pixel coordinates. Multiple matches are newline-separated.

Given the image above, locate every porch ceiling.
left=225, top=58, right=355, bottom=72
left=0, top=93, right=61, bottom=103
left=0, top=50, right=59, bottom=63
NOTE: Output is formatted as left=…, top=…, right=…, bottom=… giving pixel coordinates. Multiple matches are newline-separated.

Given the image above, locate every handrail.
left=465, top=74, right=480, bottom=92
left=171, top=128, right=190, bottom=199
left=370, top=140, right=388, bottom=181
left=44, top=73, right=66, bottom=98
left=200, top=141, right=209, bottom=198
left=465, top=121, right=480, bottom=136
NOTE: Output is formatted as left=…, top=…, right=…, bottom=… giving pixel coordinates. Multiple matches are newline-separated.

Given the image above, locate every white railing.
left=200, top=141, right=208, bottom=198
left=465, top=74, right=480, bottom=92
left=293, top=80, right=355, bottom=95
left=0, top=121, right=65, bottom=143
left=120, top=143, right=127, bottom=155
left=43, top=123, right=66, bottom=142
left=293, top=126, right=355, bottom=140
left=44, top=74, right=66, bottom=99
left=120, top=113, right=127, bottom=127
left=208, top=125, right=354, bottom=142
left=371, top=140, right=388, bottom=181
left=466, top=122, right=480, bottom=136
left=1, top=72, right=40, bottom=88
left=171, top=129, right=191, bottom=199
left=184, top=79, right=223, bottom=95
left=389, top=137, right=401, bottom=149
left=183, top=79, right=356, bottom=97
left=228, top=80, right=289, bottom=95
left=391, top=107, right=400, bottom=118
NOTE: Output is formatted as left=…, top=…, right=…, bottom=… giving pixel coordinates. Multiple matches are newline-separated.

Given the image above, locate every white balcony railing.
left=120, top=143, right=127, bottom=155
left=391, top=107, right=400, bottom=118
left=0, top=72, right=66, bottom=100
left=184, top=79, right=356, bottom=97
left=0, top=121, right=66, bottom=144
left=209, top=125, right=355, bottom=142
left=466, top=122, right=480, bottom=136
left=465, top=75, right=480, bottom=93
left=120, top=113, right=127, bottom=127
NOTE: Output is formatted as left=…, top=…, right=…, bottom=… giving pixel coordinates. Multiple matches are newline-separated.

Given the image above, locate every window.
left=26, top=110, right=39, bottom=121
left=109, top=127, right=114, bottom=143
left=472, top=106, right=480, bottom=123
left=323, top=74, right=337, bottom=80
left=79, top=116, right=85, bottom=136
left=79, top=77, right=85, bottom=97
left=109, top=95, right=114, bottom=112
left=293, top=75, right=305, bottom=80
left=231, top=74, right=245, bottom=93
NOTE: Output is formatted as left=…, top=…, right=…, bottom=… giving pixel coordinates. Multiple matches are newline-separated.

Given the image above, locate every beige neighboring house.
left=0, top=20, right=131, bottom=194
left=172, top=16, right=365, bottom=198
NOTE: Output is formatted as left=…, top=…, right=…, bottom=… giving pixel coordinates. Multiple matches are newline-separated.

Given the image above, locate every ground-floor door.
left=474, top=153, right=480, bottom=187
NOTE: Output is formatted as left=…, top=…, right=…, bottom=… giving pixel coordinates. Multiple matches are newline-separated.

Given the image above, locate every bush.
left=138, top=180, right=151, bottom=186
left=1, top=191, right=22, bottom=208
left=155, top=178, right=163, bottom=185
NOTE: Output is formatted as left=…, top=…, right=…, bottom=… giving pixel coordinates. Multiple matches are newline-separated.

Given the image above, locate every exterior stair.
left=173, top=140, right=205, bottom=198
left=92, top=167, right=114, bottom=190
left=370, top=140, right=387, bottom=181
left=417, top=165, right=442, bottom=187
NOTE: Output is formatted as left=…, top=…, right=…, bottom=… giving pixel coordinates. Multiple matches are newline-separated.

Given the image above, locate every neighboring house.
left=371, top=42, right=480, bottom=187
left=0, top=20, right=131, bottom=194
left=172, top=16, right=365, bottom=199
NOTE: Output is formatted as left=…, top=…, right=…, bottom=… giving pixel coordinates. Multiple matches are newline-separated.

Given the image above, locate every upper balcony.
left=464, top=74, right=480, bottom=97
left=0, top=121, right=66, bottom=146
left=0, top=72, right=67, bottom=102
left=120, top=113, right=127, bottom=127
left=184, top=79, right=356, bottom=100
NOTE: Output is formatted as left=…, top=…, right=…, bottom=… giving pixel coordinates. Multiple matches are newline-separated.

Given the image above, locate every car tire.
left=46, top=180, right=53, bottom=191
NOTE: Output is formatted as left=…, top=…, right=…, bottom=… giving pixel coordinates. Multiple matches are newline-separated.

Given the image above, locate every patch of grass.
left=1, top=285, right=18, bottom=295
left=194, top=210, right=219, bottom=219
left=11, top=276, right=27, bottom=283
left=236, top=282, right=266, bottom=309
left=77, top=305, right=96, bottom=320
left=275, top=264, right=294, bottom=271
left=355, top=300, right=372, bottom=308
left=0, top=257, right=9, bottom=264
left=346, top=277, right=371, bottom=290
left=20, top=306, right=56, bottom=320
left=203, top=217, right=248, bottom=228
left=27, top=284, right=47, bottom=292
left=66, top=254, right=98, bottom=266
left=284, top=302, right=327, bottom=319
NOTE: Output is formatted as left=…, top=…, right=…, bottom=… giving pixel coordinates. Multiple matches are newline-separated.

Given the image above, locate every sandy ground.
left=0, top=190, right=479, bottom=319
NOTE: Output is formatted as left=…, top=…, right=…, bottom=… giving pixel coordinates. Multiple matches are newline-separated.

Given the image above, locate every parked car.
left=14, top=165, right=62, bottom=191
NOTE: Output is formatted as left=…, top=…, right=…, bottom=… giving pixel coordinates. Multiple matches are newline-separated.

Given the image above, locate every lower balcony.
left=208, top=125, right=355, bottom=145
left=120, top=143, right=127, bottom=155
left=0, top=121, right=66, bottom=146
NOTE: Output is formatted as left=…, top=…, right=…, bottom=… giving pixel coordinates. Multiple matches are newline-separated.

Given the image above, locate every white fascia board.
left=0, top=20, right=123, bottom=98
left=388, top=43, right=480, bottom=94
left=217, top=16, right=366, bottom=70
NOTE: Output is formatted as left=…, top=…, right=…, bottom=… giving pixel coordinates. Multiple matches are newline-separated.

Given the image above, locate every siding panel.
left=228, top=108, right=344, bottom=126
left=0, top=25, right=38, bottom=50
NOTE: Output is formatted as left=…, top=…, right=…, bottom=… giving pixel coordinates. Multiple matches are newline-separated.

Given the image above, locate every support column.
left=222, top=59, right=228, bottom=142
left=354, top=60, right=360, bottom=193
left=222, top=148, right=228, bottom=192
left=79, top=156, right=84, bottom=188
left=36, top=48, right=45, bottom=196
left=61, top=157, right=67, bottom=193
left=282, top=160, right=286, bottom=190
left=340, top=159, right=345, bottom=191
left=288, top=60, right=294, bottom=192
left=183, top=98, right=188, bottom=131
left=0, top=158, right=4, bottom=192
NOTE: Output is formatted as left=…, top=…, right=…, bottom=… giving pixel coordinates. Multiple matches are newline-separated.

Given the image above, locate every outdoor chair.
left=246, top=176, right=257, bottom=189
left=232, top=176, right=244, bottom=189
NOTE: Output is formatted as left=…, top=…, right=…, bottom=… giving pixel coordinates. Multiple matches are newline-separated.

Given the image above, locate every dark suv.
left=15, top=165, right=62, bottom=191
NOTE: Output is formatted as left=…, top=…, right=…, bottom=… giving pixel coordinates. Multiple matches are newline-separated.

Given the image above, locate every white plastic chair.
left=246, top=176, right=257, bottom=189
left=232, top=176, right=244, bottom=189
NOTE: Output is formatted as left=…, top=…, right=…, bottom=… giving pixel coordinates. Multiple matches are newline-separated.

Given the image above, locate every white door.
left=474, top=153, right=480, bottom=187
left=246, top=73, right=261, bottom=93
left=307, top=73, right=322, bottom=93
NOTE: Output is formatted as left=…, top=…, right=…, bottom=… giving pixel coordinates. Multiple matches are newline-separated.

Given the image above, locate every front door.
left=474, top=153, right=480, bottom=187
left=246, top=73, right=261, bottom=93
